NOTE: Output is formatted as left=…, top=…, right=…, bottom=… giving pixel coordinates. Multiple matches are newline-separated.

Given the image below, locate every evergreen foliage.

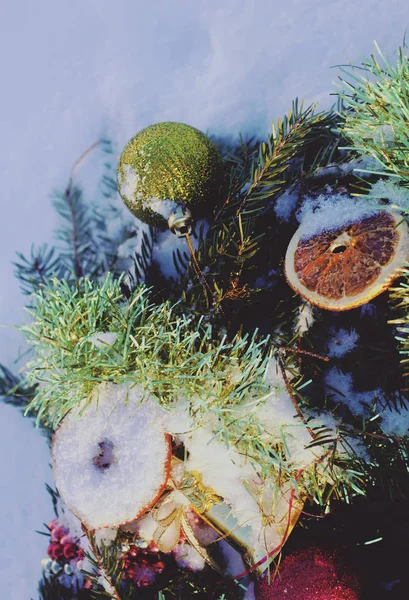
left=173, top=101, right=346, bottom=318
left=3, top=45, right=409, bottom=598
left=337, top=42, right=409, bottom=184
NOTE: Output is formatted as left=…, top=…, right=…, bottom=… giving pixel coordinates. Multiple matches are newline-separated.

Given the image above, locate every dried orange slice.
left=285, top=209, right=409, bottom=310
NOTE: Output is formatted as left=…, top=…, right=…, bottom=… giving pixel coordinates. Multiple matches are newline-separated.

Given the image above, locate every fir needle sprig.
left=20, top=274, right=365, bottom=509
left=337, top=42, right=409, bottom=185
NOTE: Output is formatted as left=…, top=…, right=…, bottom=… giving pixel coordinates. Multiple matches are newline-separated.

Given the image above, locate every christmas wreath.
left=4, top=43, right=409, bottom=599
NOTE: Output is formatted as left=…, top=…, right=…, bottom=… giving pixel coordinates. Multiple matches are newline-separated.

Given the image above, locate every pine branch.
left=82, top=528, right=121, bottom=600
left=174, top=101, right=343, bottom=317
left=16, top=141, right=150, bottom=289
left=388, top=267, right=409, bottom=382
left=336, top=42, right=409, bottom=185
left=0, top=364, right=36, bottom=408
left=14, top=244, right=63, bottom=295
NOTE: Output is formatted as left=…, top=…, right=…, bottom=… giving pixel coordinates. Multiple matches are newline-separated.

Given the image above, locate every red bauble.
left=256, top=547, right=361, bottom=600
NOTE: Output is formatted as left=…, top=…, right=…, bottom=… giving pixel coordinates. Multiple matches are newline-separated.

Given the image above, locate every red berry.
left=152, top=560, right=165, bottom=574
left=137, top=576, right=151, bottom=588
left=47, top=543, right=64, bottom=561
left=148, top=542, right=159, bottom=553
left=63, top=543, right=79, bottom=560
left=77, top=548, right=85, bottom=561
left=126, top=567, right=138, bottom=580
left=128, top=546, right=139, bottom=558
left=83, top=578, right=93, bottom=590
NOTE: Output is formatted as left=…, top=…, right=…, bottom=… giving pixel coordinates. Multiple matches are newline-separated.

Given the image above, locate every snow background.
left=1, top=1, right=409, bottom=597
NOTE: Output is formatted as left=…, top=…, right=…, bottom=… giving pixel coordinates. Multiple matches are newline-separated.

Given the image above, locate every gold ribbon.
left=151, top=467, right=222, bottom=573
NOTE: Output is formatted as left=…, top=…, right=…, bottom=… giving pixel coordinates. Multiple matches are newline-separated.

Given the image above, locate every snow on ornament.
left=285, top=205, right=409, bottom=311
left=117, top=121, right=224, bottom=229
left=52, top=383, right=172, bottom=530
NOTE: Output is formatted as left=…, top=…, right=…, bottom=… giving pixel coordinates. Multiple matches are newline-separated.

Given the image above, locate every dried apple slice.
left=52, top=383, right=171, bottom=530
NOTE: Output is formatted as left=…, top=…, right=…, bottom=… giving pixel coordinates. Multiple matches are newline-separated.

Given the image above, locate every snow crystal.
left=367, top=179, right=409, bottom=213
left=165, top=401, right=194, bottom=435
left=184, top=427, right=260, bottom=512
left=55, top=503, right=83, bottom=541
left=378, top=403, right=409, bottom=438
left=180, top=423, right=262, bottom=546
left=219, top=539, right=247, bottom=576
left=116, top=236, right=140, bottom=261
left=118, top=164, right=143, bottom=204
left=218, top=541, right=255, bottom=598
left=52, top=383, right=169, bottom=529
left=95, top=527, right=118, bottom=547
left=274, top=188, right=299, bottom=222
left=296, top=192, right=379, bottom=239
left=326, top=327, right=359, bottom=358
left=145, top=197, right=178, bottom=219
left=371, top=124, right=395, bottom=144
left=96, top=568, right=118, bottom=596
left=314, top=155, right=379, bottom=177
left=153, top=218, right=209, bottom=280
left=323, top=367, right=409, bottom=439
left=255, top=359, right=323, bottom=467
left=324, top=368, right=371, bottom=417
left=294, top=301, right=314, bottom=335
left=129, top=513, right=157, bottom=542
left=104, top=204, right=137, bottom=243
left=173, top=542, right=205, bottom=571
left=88, top=331, right=118, bottom=350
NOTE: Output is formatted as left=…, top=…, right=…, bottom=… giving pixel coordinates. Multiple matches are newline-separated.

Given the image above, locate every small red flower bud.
left=128, top=546, right=138, bottom=558
left=63, top=543, right=79, bottom=560
left=148, top=542, right=159, bottom=553
left=126, top=567, right=138, bottom=580
left=76, top=548, right=84, bottom=561
left=47, top=543, right=64, bottom=561
left=152, top=560, right=165, bottom=573
left=137, top=576, right=151, bottom=588
left=51, top=526, right=69, bottom=542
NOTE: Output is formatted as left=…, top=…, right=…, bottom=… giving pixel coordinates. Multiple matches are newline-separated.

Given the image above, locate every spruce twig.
left=337, top=42, right=409, bottom=185
left=278, top=356, right=316, bottom=440
left=82, top=526, right=121, bottom=600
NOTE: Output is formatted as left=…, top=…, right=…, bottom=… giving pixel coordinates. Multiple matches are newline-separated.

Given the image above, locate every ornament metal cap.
left=168, top=205, right=193, bottom=237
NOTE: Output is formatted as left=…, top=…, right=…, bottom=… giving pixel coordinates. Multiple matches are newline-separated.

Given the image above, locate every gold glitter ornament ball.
left=117, top=122, right=224, bottom=228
